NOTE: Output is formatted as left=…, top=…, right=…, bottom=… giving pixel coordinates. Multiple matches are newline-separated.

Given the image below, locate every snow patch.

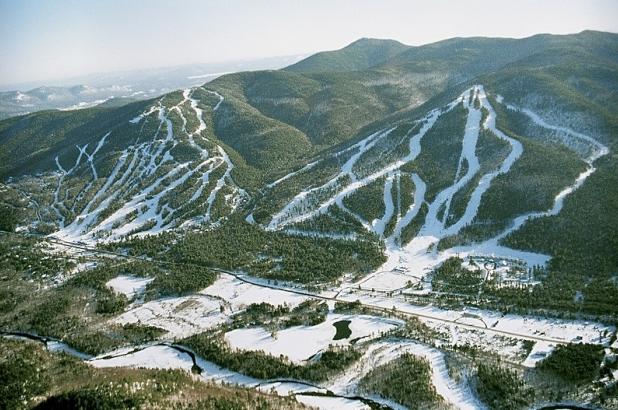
left=106, top=275, right=154, bottom=299
left=225, top=314, right=402, bottom=363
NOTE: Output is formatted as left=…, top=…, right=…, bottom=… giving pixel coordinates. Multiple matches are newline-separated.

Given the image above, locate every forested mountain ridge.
left=1, top=30, right=617, bottom=305
left=284, top=37, right=411, bottom=73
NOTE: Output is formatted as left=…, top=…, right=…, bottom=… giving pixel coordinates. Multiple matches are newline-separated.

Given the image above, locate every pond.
left=332, top=320, right=352, bottom=340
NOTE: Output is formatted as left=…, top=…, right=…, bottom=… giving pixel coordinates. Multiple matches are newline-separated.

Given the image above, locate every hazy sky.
left=1, top=0, right=617, bottom=86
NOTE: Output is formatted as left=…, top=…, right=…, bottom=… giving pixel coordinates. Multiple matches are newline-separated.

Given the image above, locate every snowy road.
left=28, top=234, right=612, bottom=346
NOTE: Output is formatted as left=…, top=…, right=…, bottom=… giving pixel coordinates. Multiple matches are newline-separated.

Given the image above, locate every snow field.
left=106, top=275, right=154, bottom=298
left=522, top=341, right=555, bottom=367
left=295, top=395, right=371, bottom=410
left=90, top=345, right=194, bottom=370
left=200, top=274, right=309, bottom=311
left=112, top=294, right=227, bottom=338
left=224, top=314, right=403, bottom=363
left=88, top=344, right=374, bottom=410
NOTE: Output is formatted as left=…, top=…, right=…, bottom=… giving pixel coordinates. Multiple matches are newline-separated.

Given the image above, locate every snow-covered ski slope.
left=49, top=86, right=246, bottom=243
left=39, top=81, right=606, bottom=264
left=263, top=84, right=608, bottom=278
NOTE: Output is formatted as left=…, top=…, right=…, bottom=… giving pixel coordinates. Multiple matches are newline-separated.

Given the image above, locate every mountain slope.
left=0, top=100, right=151, bottom=177
left=1, top=31, right=616, bottom=294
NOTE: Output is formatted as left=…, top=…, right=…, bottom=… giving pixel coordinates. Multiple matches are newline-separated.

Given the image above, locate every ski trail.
left=71, top=132, right=112, bottom=210
left=453, top=96, right=609, bottom=251
left=505, top=103, right=608, bottom=162
left=183, top=87, right=246, bottom=226
left=495, top=166, right=597, bottom=243
left=209, top=90, right=224, bottom=111
left=204, top=147, right=233, bottom=221
left=395, top=172, right=401, bottom=218
left=372, top=173, right=395, bottom=236
left=381, top=84, right=609, bottom=279
left=269, top=107, right=444, bottom=230
left=51, top=142, right=94, bottom=227
left=144, top=106, right=174, bottom=177
left=129, top=105, right=158, bottom=124
left=421, top=87, right=482, bottom=238
left=266, top=161, right=319, bottom=189
left=86, top=132, right=110, bottom=180
left=188, top=161, right=218, bottom=203
left=267, top=127, right=399, bottom=229
left=441, top=85, right=523, bottom=236
left=53, top=86, right=245, bottom=242
left=54, top=157, right=67, bottom=174
left=185, top=88, right=210, bottom=159
left=388, top=173, right=426, bottom=245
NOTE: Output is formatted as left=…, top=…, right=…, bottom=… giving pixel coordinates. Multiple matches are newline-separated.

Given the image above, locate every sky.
left=1, top=0, right=617, bottom=86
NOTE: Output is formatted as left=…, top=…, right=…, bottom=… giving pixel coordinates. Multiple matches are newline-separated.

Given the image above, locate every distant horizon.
left=1, top=0, right=617, bottom=86
left=4, top=28, right=618, bottom=92
left=0, top=53, right=309, bottom=91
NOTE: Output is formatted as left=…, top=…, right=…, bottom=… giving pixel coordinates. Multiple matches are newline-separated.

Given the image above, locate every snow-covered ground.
left=225, top=314, right=402, bottom=363
left=334, top=288, right=614, bottom=347
left=90, top=345, right=194, bottom=370
left=87, top=344, right=374, bottom=409
left=328, top=340, right=485, bottom=410
left=355, top=270, right=419, bottom=292
left=522, top=341, right=556, bottom=368
left=200, top=275, right=309, bottom=312
left=112, top=294, right=227, bottom=338
left=106, top=275, right=154, bottom=299
left=23, top=81, right=615, bottom=410
left=296, top=395, right=371, bottom=410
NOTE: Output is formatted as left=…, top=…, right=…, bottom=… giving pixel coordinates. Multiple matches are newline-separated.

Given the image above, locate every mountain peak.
left=284, top=37, right=410, bottom=73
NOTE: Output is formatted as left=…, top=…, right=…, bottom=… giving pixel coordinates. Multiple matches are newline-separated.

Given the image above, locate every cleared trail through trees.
left=53, top=87, right=245, bottom=243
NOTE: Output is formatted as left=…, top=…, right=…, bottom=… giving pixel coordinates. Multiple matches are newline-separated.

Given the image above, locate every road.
left=2, top=231, right=581, bottom=346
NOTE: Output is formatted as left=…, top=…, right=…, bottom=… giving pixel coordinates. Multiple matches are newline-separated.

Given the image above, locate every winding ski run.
left=52, top=87, right=246, bottom=243
left=267, top=84, right=608, bottom=278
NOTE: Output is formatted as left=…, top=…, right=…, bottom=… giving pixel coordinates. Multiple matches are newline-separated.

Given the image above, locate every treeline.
left=169, top=221, right=385, bottom=283
left=358, top=353, right=441, bottom=409
left=104, top=220, right=385, bottom=284
left=475, top=363, right=534, bottom=410
left=538, top=343, right=604, bottom=383
left=182, top=332, right=360, bottom=382
left=232, top=300, right=328, bottom=330
left=431, top=257, right=482, bottom=294
left=1, top=338, right=303, bottom=410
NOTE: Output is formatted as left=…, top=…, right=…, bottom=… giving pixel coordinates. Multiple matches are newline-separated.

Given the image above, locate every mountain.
left=2, top=31, right=618, bottom=409
left=284, top=38, right=410, bottom=73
